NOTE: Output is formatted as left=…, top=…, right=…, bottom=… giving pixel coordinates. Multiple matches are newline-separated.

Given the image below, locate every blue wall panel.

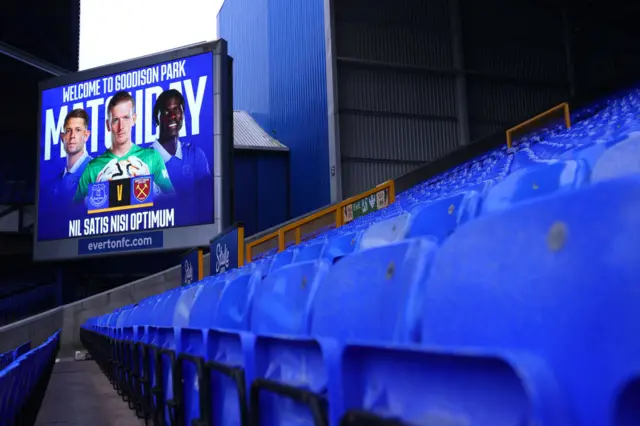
left=218, top=0, right=271, bottom=131
left=234, top=152, right=259, bottom=236
left=267, top=0, right=330, bottom=217
left=257, top=153, right=289, bottom=231
left=233, top=150, right=288, bottom=236
left=219, top=0, right=330, bottom=218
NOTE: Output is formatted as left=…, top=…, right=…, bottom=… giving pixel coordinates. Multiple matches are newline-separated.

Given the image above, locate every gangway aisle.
left=35, top=359, right=145, bottom=426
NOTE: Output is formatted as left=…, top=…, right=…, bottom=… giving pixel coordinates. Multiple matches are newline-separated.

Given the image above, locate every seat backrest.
left=13, top=342, right=30, bottom=359
left=212, top=270, right=262, bottom=331
left=311, top=237, right=438, bottom=344
left=482, top=160, right=589, bottom=214
left=251, top=260, right=330, bottom=336
left=293, top=240, right=325, bottom=263
left=591, top=131, right=640, bottom=183
left=151, top=288, right=182, bottom=327
left=407, top=190, right=481, bottom=242
left=422, top=176, right=640, bottom=426
left=187, top=274, right=229, bottom=329
left=321, top=231, right=361, bottom=262
left=268, top=247, right=298, bottom=273
left=358, top=213, right=412, bottom=251
left=561, top=142, right=608, bottom=171
left=173, top=282, right=205, bottom=327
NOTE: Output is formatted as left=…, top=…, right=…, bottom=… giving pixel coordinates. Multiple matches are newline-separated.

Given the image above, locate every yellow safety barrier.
left=245, top=180, right=396, bottom=262
left=506, top=102, right=571, bottom=149
left=237, top=225, right=245, bottom=268
left=245, top=230, right=279, bottom=263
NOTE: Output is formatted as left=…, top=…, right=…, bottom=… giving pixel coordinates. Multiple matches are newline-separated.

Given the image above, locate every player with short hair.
left=74, top=91, right=175, bottom=202
left=151, top=89, right=211, bottom=194
left=53, top=108, right=93, bottom=201
left=151, top=89, right=212, bottom=223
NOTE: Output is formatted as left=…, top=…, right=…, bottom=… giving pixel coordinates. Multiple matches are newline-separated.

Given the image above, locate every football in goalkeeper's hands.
left=96, top=156, right=151, bottom=182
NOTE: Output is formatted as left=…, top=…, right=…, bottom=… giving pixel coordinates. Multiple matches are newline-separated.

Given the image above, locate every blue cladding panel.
left=234, top=152, right=259, bottom=236
left=219, top=0, right=329, bottom=218
left=257, top=153, right=289, bottom=230
left=234, top=150, right=289, bottom=236
left=219, top=0, right=271, bottom=131
left=268, top=0, right=330, bottom=216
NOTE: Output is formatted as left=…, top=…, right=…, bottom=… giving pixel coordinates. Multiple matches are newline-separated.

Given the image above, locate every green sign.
left=342, top=187, right=390, bottom=224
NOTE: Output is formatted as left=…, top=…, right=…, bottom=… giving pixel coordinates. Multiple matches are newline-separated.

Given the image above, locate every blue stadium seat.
left=293, top=240, right=326, bottom=263
left=321, top=231, right=362, bottom=262
left=339, top=345, right=571, bottom=425
left=406, top=190, right=481, bottom=242
left=313, top=238, right=438, bottom=344
left=591, top=132, right=640, bottom=183
left=482, top=160, right=589, bottom=214
left=252, top=260, right=330, bottom=336
left=560, top=142, right=608, bottom=171
left=79, top=84, right=640, bottom=426
left=358, top=213, right=412, bottom=250
left=245, top=239, right=438, bottom=425
left=248, top=260, right=333, bottom=425
left=268, top=247, right=298, bottom=273
left=172, top=268, right=261, bottom=426
left=0, top=331, right=59, bottom=425
left=422, top=176, right=640, bottom=426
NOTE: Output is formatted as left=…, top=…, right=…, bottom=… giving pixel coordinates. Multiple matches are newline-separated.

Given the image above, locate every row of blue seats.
left=284, top=132, right=638, bottom=268
left=80, top=85, right=640, bottom=424
left=400, top=86, right=640, bottom=204
left=248, top=87, right=640, bottom=262
left=0, top=283, right=56, bottom=327
left=0, top=331, right=59, bottom=425
left=0, top=341, right=30, bottom=371
left=83, top=174, right=640, bottom=426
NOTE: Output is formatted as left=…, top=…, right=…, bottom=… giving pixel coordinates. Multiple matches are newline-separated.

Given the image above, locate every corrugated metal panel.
left=459, top=0, right=570, bottom=141
left=338, top=67, right=456, bottom=119
left=467, top=77, right=568, bottom=140
left=462, top=0, right=567, bottom=83
left=339, top=114, right=458, bottom=162
left=334, top=0, right=455, bottom=197
left=335, top=0, right=452, bottom=68
left=219, top=0, right=330, bottom=218
left=341, top=160, right=419, bottom=198
left=337, top=67, right=457, bottom=162
left=233, top=111, right=288, bottom=151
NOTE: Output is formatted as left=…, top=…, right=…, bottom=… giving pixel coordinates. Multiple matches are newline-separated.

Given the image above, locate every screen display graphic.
left=37, top=52, right=214, bottom=244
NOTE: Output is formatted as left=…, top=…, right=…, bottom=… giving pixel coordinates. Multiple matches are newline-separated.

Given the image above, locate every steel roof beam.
left=0, top=41, right=69, bottom=76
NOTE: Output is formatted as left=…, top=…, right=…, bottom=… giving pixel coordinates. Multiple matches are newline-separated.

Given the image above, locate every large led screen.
left=35, top=44, right=231, bottom=260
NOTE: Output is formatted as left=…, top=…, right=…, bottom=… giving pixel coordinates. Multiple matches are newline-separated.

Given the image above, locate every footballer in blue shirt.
left=151, top=89, right=212, bottom=224
left=54, top=108, right=94, bottom=202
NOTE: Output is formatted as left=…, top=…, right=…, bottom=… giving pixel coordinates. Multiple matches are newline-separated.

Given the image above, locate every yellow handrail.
left=506, top=102, right=571, bottom=149
left=245, top=179, right=396, bottom=262
left=245, top=230, right=279, bottom=263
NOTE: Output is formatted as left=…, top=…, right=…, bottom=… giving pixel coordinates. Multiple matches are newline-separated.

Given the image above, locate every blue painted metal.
left=219, top=0, right=329, bottom=218
left=234, top=152, right=259, bottom=235
left=257, top=152, right=289, bottom=230
left=234, top=150, right=289, bottom=236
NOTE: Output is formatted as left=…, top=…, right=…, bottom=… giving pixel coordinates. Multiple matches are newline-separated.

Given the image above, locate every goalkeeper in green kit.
left=74, top=91, right=175, bottom=202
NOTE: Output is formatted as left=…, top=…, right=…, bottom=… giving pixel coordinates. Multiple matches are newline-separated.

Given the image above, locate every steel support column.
left=449, top=0, right=470, bottom=146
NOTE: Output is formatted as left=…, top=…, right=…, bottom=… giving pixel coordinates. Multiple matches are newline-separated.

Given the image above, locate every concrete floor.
left=35, top=359, right=145, bottom=426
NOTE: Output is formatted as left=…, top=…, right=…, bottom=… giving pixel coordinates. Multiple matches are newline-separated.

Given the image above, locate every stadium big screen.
left=35, top=41, right=233, bottom=260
